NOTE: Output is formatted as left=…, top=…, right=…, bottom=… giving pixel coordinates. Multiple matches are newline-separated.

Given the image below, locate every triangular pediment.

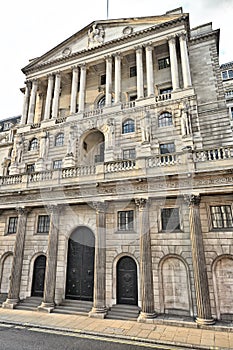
left=23, top=13, right=186, bottom=72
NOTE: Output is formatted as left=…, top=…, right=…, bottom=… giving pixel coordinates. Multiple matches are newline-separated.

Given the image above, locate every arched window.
left=29, top=138, right=38, bottom=151
left=158, top=112, right=172, bottom=127
left=55, top=133, right=64, bottom=147
left=98, top=96, right=105, bottom=108
left=122, top=119, right=135, bottom=134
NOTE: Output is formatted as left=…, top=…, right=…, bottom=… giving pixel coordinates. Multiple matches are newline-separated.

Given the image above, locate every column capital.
left=135, top=45, right=143, bottom=52
left=184, top=194, right=201, bottom=207
left=46, top=204, right=64, bottom=215
left=135, top=198, right=150, bottom=210
left=71, top=65, right=79, bottom=71
left=104, top=55, right=112, bottom=62
left=79, top=63, right=86, bottom=70
left=167, top=34, right=177, bottom=43
left=15, top=207, right=30, bottom=216
left=91, top=201, right=108, bottom=213
left=113, top=52, right=122, bottom=59
left=144, top=43, right=153, bottom=51
left=46, top=73, right=54, bottom=79
left=178, top=31, right=187, bottom=40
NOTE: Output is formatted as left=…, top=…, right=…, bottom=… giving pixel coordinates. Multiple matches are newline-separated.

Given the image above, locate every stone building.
left=0, top=7, right=233, bottom=324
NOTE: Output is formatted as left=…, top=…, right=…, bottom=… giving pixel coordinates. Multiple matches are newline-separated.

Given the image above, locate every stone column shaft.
left=3, top=208, right=28, bottom=308
left=188, top=195, right=215, bottom=325
left=105, top=56, right=112, bottom=106
left=145, top=45, right=154, bottom=97
left=179, top=33, right=192, bottom=88
left=114, top=54, right=121, bottom=104
left=168, top=36, right=180, bottom=91
left=70, top=67, right=79, bottom=114
left=89, top=202, right=107, bottom=318
left=135, top=199, right=156, bottom=322
left=78, top=65, right=86, bottom=112
left=27, top=80, right=38, bottom=124
left=136, top=47, right=144, bottom=99
left=38, top=206, right=60, bottom=312
left=21, top=82, right=31, bottom=125
left=44, top=75, right=54, bottom=120
left=51, top=73, right=61, bottom=119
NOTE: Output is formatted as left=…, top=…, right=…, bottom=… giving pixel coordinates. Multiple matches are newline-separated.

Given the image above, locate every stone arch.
left=79, top=129, right=105, bottom=165
left=159, top=254, right=193, bottom=316
left=27, top=252, right=46, bottom=297
left=0, top=252, right=13, bottom=294
left=31, top=255, right=46, bottom=297
left=212, top=255, right=233, bottom=321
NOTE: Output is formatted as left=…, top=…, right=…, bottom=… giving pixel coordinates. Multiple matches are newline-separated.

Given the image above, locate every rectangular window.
left=222, top=71, right=228, bottom=80
left=158, top=57, right=170, bottom=70
left=37, top=215, right=50, bottom=234
left=161, top=208, right=180, bottom=231
left=53, top=160, right=62, bottom=169
left=229, top=70, right=233, bottom=78
left=160, top=87, right=172, bottom=94
left=7, top=217, right=18, bottom=234
left=231, top=107, right=233, bottom=119
left=100, top=74, right=106, bottom=85
left=118, top=210, right=134, bottom=231
left=160, top=143, right=175, bottom=154
left=27, top=164, right=35, bottom=173
left=123, top=148, right=136, bottom=160
left=130, top=66, right=137, bottom=77
left=210, top=205, right=233, bottom=229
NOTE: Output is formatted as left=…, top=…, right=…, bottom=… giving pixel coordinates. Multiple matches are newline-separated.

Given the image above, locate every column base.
left=89, top=306, right=107, bottom=319
left=195, top=317, right=215, bottom=325
left=137, top=311, right=157, bottom=323
left=38, top=302, right=55, bottom=313
left=2, top=298, right=19, bottom=309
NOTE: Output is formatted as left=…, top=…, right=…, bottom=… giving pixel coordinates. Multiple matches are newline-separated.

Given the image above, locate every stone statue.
left=12, top=135, right=23, bottom=163
left=67, top=131, right=76, bottom=156
left=106, top=118, right=115, bottom=148
left=181, top=102, right=192, bottom=136
left=39, top=132, right=49, bottom=159
left=88, top=24, right=105, bottom=47
left=140, top=111, right=151, bottom=143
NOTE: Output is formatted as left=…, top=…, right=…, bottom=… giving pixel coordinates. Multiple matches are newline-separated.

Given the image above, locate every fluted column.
left=179, top=32, right=192, bottom=88
left=89, top=202, right=107, bottom=318
left=135, top=46, right=144, bottom=99
left=27, top=79, right=38, bottom=124
left=168, top=36, right=180, bottom=91
left=114, top=53, right=121, bottom=104
left=70, top=66, right=79, bottom=114
left=38, top=205, right=61, bottom=313
left=78, top=64, right=86, bottom=112
left=2, top=208, right=29, bottom=308
left=105, top=56, right=112, bottom=106
left=44, top=74, right=54, bottom=120
left=145, top=45, right=154, bottom=97
left=135, top=198, right=156, bottom=322
left=51, top=73, right=61, bottom=119
left=186, top=194, right=215, bottom=325
left=21, top=81, right=31, bottom=125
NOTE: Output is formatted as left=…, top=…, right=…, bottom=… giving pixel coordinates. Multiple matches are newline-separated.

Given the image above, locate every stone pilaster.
left=70, top=66, right=79, bottom=114
left=38, top=205, right=61, bottom=313
left=168, top=36, right=180, bottom=91
left=51, top=72, right=61, bottom=119
left=145, top=45, right=154, bottom=97
left=135, top=46, right=144, bottom=99
left=44, top=74, right=54, bottom=120
left=105, top=56, right=112, bottom=106
left=179, top=32, right=192, bottom=88
left=114, top=53, right=121, bottom=104
left=135, top=198, right=156, bottom=322
left=2, top=207, right=29, bottom=309
left=27, top=79, right=38, bottom=124
left=186, top=194, right=215, bottom=325
left=89, top=202, right=108, bottom=318
left=78, top=64, right=86, bottom=112
left=21, top=81, right=31, bottom=125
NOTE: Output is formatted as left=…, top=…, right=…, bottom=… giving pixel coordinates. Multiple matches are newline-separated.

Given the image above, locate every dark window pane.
left=161, top=208, right=180, bottom=231
left=210, top=206, right=233, bottom=229
left=122, top=119, right=135, bottom=134
left=7, top=217, right=18, bottom=234
left=37, top=215, right=50, bottom=233
left=118, top=210, right=134, bottom=231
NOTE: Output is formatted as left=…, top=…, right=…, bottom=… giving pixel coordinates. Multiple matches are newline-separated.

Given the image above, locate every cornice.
left=189, top=29, right=220, bottom=51
left=22, top=15, right=189, bottom=75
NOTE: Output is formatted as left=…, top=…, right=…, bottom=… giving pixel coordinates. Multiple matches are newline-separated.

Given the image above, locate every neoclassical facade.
left=0, top=8, right=233, bottom=324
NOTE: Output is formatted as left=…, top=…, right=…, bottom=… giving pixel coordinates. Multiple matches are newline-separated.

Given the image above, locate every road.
left=0, top=323, right=190, bottom=350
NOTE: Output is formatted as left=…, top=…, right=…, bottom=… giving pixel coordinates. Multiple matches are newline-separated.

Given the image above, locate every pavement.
left=0, top=308, right=233, bottom=349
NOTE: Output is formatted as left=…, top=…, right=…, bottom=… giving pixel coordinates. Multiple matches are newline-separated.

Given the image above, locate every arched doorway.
left=117, top=256, right=138, bottom=305
left=66, top=227, right=95, bottom=301
left=31, top=255, right=46, bottom=297
left=81, top=130, right=105, bottom=165
left=0, top=254, right=13, bottom=293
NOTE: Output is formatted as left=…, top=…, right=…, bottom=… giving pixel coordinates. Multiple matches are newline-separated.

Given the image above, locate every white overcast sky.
left=0, top=0, right=232, bottom=120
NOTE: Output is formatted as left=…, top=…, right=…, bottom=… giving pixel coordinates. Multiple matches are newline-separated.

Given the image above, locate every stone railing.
left=194, top=147, right=233, bottom=162
left=105, top=160, right=136, bottom=173
left=121, top=101, right=136, bottom=110
left=0, top=174, right=23, bottom=185
left=28, top=171, right=53, bottom=183
left=83, top=108, right=103, bottom=118
left=31, top=123, right=41, bottom=129
left=155, top=93, right=171, bottom=102
left=146, top=153, right=180, bottom=167
left=62, top=165, right=96, bottom=178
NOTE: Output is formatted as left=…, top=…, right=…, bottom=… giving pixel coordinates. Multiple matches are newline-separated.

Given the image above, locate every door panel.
left=31, top=255, right=46, bottom=297
left=117, top=256, right=138, bottom=305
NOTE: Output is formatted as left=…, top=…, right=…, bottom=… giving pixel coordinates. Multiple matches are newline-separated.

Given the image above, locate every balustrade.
left=0, top=175, right=22, bottom=185
left=155, top=93, right=171, bottom=102
left=147, top=153, right=179, bottom=167
left=194, top=147, right=233, bottom=162
left=62, top=165, right=96, bottom=178
left=105, top=159, right=136, bottom=173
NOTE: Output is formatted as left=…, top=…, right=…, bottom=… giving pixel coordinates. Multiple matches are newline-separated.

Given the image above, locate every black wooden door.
left=117, top=256, right=138, bottom=305
left=31, top=255, right=46, bottom=297
left=66, top=228, right=95, bottom=301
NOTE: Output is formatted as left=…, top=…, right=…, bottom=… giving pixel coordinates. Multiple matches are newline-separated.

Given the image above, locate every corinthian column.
left=179, top=32, right=192, bottom=88
left=3, top=208, right=29, bottom=309
left=168, top=36, right=180, bottom=91
left=78, top=64, right=86, bottom=112
left=51, top=73, right=61, bottom=119
left=27, top=80, right=38, bottom=124
left=135, top=198, right=156, bottom=322
left=186, top=194, right=215, bottom=325
left=21, top=81, right=31, bottom=125
left=70, top=66, right=79, bottom=114
left=105, top=56, right=112, bottom=106
left=89, top=202, right=107, bottom=318
left=145, top=45, right=154, bottom=96
left=114, top=53, right=121, bottom=104
left=43, top=74, right=54, bottom=120
left=135, top=46, right=144, bottom=99
left=38, top=205, right=61, bottom=313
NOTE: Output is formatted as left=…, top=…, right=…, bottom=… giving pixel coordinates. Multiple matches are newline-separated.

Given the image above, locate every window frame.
left=158, top=57, right=170, bottom=70
left=27, top=163, right=35, bottom=173
left=160, top=207, right=181, bottom=232
left=6, top=216, right=18, bottom=235
left=123, top=148, right=136, bottom=160
left=37, top=215, right=50, bottom=234
left=158, top=112, right=173, bottom=127
left=129, top=65, right=137, bottom=78
left=55, top=133, right=64, bottom=147
left=117, top=210, right=134, bottom=232
left=53, top=159, right=62, bottom=169
left=159, top=142, right=175, bottom=154
left=29, top=138, right=38, bottom=151
left=209, top=205, right=233, bottom=230
left=122, top=118, right=135, bottom=134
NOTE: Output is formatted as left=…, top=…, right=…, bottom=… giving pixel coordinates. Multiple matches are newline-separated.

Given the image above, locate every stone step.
left=15, top=297, right=42, bottom=311
left=53, top=299, right=92, bottom=315
left=106, top=304, right=140, bottom=321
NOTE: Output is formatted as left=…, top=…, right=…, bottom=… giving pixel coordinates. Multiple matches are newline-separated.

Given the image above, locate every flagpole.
left=107, top=0, right=109, bottom=19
